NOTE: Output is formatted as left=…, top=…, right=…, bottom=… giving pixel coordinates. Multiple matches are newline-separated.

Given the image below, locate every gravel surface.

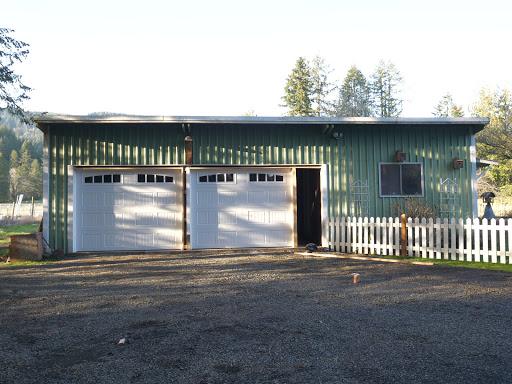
left=1, top=249, right=512, bottom=384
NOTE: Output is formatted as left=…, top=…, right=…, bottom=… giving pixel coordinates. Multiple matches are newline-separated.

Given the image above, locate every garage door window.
left=199, top=173, right=234, bottom=183
left=84, top=174, right=122, bottom=184
left=249, top=173, right=284, bottom=182
left=138, top=174, right=174, bottom=183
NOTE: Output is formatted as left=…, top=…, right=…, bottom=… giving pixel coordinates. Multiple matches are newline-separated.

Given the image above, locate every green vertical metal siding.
left=46, top=124, right=186, bottom=250
left=339, top=124, right=473, bottom=218
left=193, top=123, right=474, bottom=219
left=45, top=122, right=475, bottom=251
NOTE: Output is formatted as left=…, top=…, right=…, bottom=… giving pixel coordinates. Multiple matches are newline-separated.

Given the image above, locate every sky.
left=3, top=0, right=512, bottom=117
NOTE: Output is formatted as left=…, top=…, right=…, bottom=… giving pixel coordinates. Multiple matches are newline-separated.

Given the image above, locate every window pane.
left=85, top=176, right=93, bottom=183
left=258, top=173, right=266, bottom=182
left=217, top=174, right=225, bottom=182
left=147, top=174, right=155, bottom=183
left=249, top=173, right=257, bottom=182
left=199, top=176, right=207, bottom=183
left=380, top=164, right=400, bottom=196
left=208, top=174, right=216, bottom=182
left=276, top=175, right=284, bottom=182
left=113, top=174, right=121, bottom=183
left=138, top=174, right=146, bottom=183
left=226, top=174, right=234, bottom=182
left=402, top=164, right=422, bottom=195
left=165, top=176, right=174, bottom=183
left=103, top=175, right=112, bottom=183
left=267, top=174, right=275, bottom=181
left=156, top=175, right=164, bottom=182
left=94, top=175, right=102, bottom=183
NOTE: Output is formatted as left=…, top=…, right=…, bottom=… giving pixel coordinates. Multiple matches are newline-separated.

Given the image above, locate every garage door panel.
left=75, top=169, right=182, bottom=252
left=190, top=169, right=293, bottom=249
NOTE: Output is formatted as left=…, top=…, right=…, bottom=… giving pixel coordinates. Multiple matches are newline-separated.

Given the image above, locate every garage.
left=189, top=168, right=294, bottom=249
left=72, top=168, right=183, bottom=252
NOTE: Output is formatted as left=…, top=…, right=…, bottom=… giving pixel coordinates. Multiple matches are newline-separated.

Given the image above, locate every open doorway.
left=296, top=168, right=321, bottom=246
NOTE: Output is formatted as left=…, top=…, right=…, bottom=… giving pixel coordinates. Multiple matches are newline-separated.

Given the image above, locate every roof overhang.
left=34, top=115, right=490, bottom=133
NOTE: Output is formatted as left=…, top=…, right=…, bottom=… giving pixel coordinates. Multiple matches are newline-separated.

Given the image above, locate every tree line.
left=281, top=57, right=404, bottom=118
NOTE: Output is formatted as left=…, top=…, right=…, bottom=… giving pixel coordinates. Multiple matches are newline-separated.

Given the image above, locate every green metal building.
left=35, top=116, right=488, bottom=253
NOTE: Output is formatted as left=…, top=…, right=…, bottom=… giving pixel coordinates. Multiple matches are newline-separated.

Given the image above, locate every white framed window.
left=379, top=163, right=423, bottom=197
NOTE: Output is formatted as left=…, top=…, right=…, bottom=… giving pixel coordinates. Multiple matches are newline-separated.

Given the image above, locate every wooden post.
left=31, top=196, right=35, bottom=217
left=401, top=214, right=407, bottom=257
left=11, top=201, right=15, bottom=220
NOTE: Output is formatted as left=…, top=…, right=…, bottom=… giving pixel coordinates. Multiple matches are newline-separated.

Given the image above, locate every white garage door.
left=74, top=169, right=183, bottom=252
left=190, top=168, right=294, bottom=249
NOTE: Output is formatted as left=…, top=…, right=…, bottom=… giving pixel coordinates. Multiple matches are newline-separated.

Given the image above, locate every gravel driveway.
left=1, top=249, right=512, bottom=384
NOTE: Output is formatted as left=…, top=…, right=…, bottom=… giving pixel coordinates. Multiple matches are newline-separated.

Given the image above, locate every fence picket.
left=490, top=219, right=497, bottom=263
left=419, top=218, right=426, bottom=258
left=498, top=219, right=505, bottom=264
left=442, top=218, right=449, bottom=260
left=449, top=218, right=456, bottom=260
left=482, top=219, right=489, bottom=263
left=412, top=218, right=419, bottom=257
left=508, top=219, right=512, bottom=264
left=374, top=217, right=381, bottom=255
left=345, top=217, right=352, bottom=253
left=474, top=218, right=481, bottom=262
left=363, top=217, right=369, bottom=255
left=382, top=218, right=388, bottom=256
left=407, top=217, right=413, bottom=257
left=339, top=217, right=345, bottom=253
left=457, top=218, right=464, bottom=261
left=427, top=218, right=434, bottom=259
left=394, top=217, right=400, bottom=256
left=465, top=218, right=472, bottom=262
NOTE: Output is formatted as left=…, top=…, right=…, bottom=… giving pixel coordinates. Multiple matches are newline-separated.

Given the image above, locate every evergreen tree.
left=433, top=93, right=464, bottom=117
left=10, top=149, right=19, bottom=168
left=0, top=28, right=32, bottom=124
left=0, top=124, right=22, bottom=159
left=281, top=57, right=315, bottom=117
left=27, top=158, right=42, bottom=200
left=334, top=65, right=372, bottom=117
left=15, top=143, right=33, bottom=198
left=310, top=55, right=336, bottom=117
left=0, top=152, right=9, bottom=201
left=370, top=60, right=404, bottom=117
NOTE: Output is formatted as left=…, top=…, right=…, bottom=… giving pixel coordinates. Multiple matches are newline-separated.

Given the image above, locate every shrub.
left=388, top=197, right=440, bottom=219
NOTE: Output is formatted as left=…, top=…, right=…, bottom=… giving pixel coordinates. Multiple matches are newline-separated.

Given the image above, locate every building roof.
left=33, top=115, right=490, bottom=134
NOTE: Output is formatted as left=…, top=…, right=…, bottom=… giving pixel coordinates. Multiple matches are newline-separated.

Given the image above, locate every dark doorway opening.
left=296, top=168, right=321, bottom=246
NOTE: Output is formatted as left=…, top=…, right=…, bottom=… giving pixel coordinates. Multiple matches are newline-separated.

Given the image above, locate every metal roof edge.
left=33, top=115, right=490, bottom=126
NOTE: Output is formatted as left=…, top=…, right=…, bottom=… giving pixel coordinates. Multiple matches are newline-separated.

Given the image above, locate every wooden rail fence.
left=325, top=217, right=512, bottom=264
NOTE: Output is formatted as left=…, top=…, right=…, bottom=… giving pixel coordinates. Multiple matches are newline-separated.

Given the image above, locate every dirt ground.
left=1, top=249, right=512, bottom=384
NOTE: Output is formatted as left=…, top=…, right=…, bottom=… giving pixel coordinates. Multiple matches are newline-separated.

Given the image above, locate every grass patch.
left=0, top=255, right=62, bottom=268
left=370, top=254, right=512, bottom=272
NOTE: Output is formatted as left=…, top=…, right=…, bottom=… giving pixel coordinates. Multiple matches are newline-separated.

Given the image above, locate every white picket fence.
left=325, top=217, right=512, bottom=264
